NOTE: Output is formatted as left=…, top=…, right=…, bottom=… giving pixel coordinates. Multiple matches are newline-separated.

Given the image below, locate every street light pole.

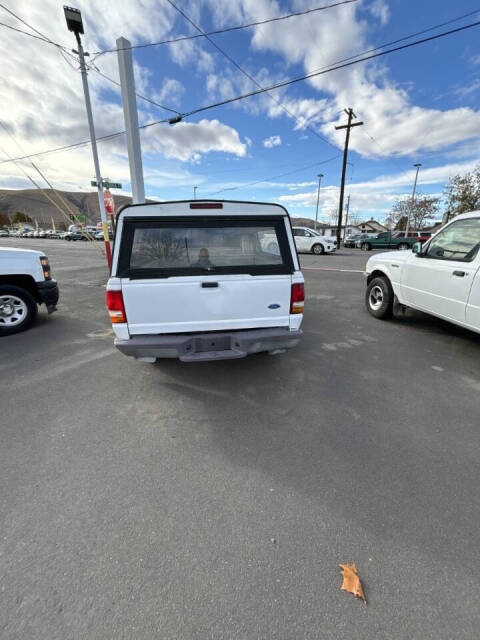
left=64, top=6, right=111, bottom=268
left=314, top=173, right=323, bottom=231
left=405, top=163, right=422, bottom=237
left=193, top=186, right=198, bottom=200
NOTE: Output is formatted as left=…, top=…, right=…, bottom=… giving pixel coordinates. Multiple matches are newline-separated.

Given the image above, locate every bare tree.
left=385, top=195, right=440, bottom=230
left=444, top=164, right=480, bottom=216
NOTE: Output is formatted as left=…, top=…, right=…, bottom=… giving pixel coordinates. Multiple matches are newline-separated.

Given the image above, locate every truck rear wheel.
left=398, top=243, right=409, bottom=250
left=365, top=277, right=393, bottom=319
left=361, top=242, right=372, bottom=251
left=0, top=285, right=38, bottom=336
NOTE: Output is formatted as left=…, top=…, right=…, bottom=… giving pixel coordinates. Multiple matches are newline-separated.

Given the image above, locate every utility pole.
left=335, top=108, right=363, bottom=246
left=193, top=186, right=198, bottom=200
left=64, top=6, right=111, bottom=268
left=314, top=173, right=323, bottom=231
left=117, top=37, right=145, bottom=204
left=405, top=163, right=422, bottom=237
left=343, top=194, right=350, bottom=241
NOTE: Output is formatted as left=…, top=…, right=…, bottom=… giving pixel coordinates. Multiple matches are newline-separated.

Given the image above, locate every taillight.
left=189, top=202, right=223, bottom=209
left=290, top=282, right=305, bottom=314
left=106, top=290, right=126, bottom=323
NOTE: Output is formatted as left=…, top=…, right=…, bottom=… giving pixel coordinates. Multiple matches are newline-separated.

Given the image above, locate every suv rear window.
left=117, top=216, right=294, bottom=278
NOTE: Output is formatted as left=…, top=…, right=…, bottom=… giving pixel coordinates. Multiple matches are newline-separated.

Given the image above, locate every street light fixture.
left=405, top=163, right=422, bottom=237
left=314, top=173, right=324, bottom=231
left=63, top=6, right=83, bottom=38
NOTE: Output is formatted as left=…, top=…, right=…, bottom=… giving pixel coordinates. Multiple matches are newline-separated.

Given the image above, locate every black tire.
left=398, top=243, right=409, bottom=250
left=66, top=236, right=71, bottom=241
left=365, top=277, right=393, bottom=319
left=312, top=243, right=324, bottom=255
left=0, top=285, right=38, bottom=336
left=361, top=242, right=372, bottom=251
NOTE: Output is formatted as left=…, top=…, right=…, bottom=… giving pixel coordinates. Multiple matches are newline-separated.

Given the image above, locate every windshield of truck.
left=117, top=216, right=294, bottom=278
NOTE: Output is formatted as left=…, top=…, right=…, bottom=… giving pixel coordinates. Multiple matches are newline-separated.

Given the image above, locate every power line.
left=1, top=18, right=479, bottom=166
left=165, top=0, right=340, bottom=152
left=91, top=0, right=359, bottom=56
left=0, top=120, right=99, bottom=242
left=0, top=4, right=179, bottom=116
left=0, top=20, right=67, bottom=47
left=299, top=8, right=480, bottom=80
left=361, top=129, right=408, bottom=174
left=181, top=19, right=480, bottom=119
left=204, top=155, right=341, bottom=196
left=87, top=61, right=181, bottom=114
left=0, top=3, right=71, bottom=51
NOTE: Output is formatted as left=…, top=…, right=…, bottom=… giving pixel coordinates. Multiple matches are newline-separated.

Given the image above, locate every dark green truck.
left=357, top=231, right=419, bottom=251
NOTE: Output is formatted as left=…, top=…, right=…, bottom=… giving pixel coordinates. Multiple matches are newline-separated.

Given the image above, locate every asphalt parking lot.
left=1, top=238, right=479, bottom=639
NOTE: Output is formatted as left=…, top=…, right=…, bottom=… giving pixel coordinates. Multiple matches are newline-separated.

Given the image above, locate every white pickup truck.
left=106, top=200, right=304, bottom=362
left=0, top=247, right=59, bottom=335
left=365, top=211, right=480, bottom=334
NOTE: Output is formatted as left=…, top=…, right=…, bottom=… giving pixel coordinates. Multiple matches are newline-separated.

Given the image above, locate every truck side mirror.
left=412, top=242, right=422, bottom=255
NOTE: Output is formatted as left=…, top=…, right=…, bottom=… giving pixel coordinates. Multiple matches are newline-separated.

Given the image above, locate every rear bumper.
left=115, top=327, right=302, bottom=362
left=36, top=279, right=59, bottom=312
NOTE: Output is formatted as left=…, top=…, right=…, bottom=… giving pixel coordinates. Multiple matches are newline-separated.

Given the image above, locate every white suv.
left=292, top=227, right=336, bottom=254
left=106, top=200, right=304, bottom=362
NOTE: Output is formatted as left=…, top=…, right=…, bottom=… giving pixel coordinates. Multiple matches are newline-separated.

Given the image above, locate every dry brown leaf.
left=340, top=564, right=366, bottom=604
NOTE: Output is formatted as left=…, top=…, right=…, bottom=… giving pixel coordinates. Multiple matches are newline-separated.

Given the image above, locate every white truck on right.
left=365, top=211, right=480, bottom=334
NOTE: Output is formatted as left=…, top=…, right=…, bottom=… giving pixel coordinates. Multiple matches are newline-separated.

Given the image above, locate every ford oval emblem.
left=268, top=303, right=280, bottom=309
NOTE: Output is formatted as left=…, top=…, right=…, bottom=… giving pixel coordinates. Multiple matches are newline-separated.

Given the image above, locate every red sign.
left=104, top=189, right=115, bottom=215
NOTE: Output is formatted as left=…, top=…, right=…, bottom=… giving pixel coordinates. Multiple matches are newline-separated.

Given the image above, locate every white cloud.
left=168, top=38, right=214, bottom=73
left=276, top=160, right=480, bottom=218
left=245, top=136, right=253, bottom=147
left=368, top=0, right=390, bottom=26
left=236, top=0, right=480, bottom=157
left=152, top=78, right=185, bottom=108
left=0, top=0, right=248, bottom=196
left=142, top=119, right=247, bottom=162
left=263, top=135, right=282, bottom=148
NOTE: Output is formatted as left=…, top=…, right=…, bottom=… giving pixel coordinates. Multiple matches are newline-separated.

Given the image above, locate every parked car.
left=292, top=227, right=336, bottom=254
left=106, top=200, right=304, bottom=362
left=364, top=211, right=480, bottom=333
left=0, top=229, right=9, bottom=237
left=94, top=230, right=113, bottom=240
left=344, top=233, right=361, bottom=248
left=0, top=247, right=59, bottom=335
left=357, top=230, right=418, bottom=251
left=392, top=230, right=433, bottom=242
left=65, top=230, right=88, bottom=241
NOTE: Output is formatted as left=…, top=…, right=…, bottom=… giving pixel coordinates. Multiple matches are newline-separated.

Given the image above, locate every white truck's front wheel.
left=0, top=285, right=38, bottom=336
left=365, top=277, right=393, bottom=319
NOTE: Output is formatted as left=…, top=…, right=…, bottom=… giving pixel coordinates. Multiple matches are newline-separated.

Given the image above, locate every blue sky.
left=1, top=0, right=480, bottom=224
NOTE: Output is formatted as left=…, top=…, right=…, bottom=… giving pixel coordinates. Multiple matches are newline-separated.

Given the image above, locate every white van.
left=106, top=200, right=304, bottom=362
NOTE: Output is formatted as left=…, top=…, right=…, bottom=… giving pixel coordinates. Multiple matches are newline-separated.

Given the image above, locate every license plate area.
left=190, top=335, right=231, bottom=353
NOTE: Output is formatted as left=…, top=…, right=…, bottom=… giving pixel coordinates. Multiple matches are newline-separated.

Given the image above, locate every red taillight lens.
left=106, top=290, right=126, bottom=323
left=290, top=282, right=305, bottom=314
left=189, top=202, right=223, bottom=209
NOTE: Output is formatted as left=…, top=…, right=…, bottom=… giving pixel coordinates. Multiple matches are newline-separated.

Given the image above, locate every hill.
left=0, top=188, right=320, bottom=230
left=0, top=188, right=136, bottom=228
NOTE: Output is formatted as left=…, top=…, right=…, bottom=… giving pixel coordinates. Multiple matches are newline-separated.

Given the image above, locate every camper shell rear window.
left=117, top=216, right=294, bottom=278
